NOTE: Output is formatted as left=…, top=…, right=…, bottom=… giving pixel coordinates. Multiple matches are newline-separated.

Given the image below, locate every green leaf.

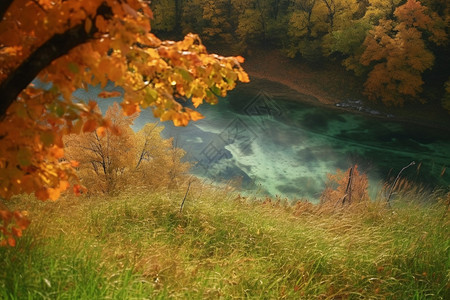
left=177, top=68, right=193, bottom=81
left=145, top=88, right=158, bottom=105
left=210, top=85, right=221, bottom=96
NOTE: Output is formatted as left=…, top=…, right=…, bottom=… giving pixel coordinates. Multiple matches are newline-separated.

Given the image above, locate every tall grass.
left=1, top=185, right=449, bottom=299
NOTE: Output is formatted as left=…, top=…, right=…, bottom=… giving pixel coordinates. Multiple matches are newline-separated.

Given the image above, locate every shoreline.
left=241, top=49, right=450, bottom=133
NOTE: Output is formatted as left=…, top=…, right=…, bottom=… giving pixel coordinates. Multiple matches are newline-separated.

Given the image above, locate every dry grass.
left=1, top=183, right=449, bottom=299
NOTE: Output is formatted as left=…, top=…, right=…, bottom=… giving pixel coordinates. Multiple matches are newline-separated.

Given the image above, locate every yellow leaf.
left=192, top=97, right=203, bottom=108
left=96, top=126, right=107, bottom=137
left=237, top=71, right=250, bottom=83
left=188, top=110, right=204, bottom=121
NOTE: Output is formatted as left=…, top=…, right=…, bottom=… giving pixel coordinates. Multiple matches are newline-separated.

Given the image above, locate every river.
left=76, top=79, right=450, bottom=202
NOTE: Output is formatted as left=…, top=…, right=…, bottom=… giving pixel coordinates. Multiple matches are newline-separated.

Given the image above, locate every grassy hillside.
left=1, top=184, right=449, bottom=299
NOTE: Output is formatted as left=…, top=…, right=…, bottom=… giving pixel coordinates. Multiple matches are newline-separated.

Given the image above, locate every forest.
left=0, top=0, right=449, bottom=298
left=150, top=0, right=450, bottom=109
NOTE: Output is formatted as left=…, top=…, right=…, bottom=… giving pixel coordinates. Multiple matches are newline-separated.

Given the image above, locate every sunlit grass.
left=1, top=184, right=449, bottom=299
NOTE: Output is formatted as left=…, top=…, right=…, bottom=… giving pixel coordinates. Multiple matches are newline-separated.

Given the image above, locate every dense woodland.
left=150, top=0, right=450, bottom=109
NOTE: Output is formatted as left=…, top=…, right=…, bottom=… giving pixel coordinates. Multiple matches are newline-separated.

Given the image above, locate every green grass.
left=1, top=185, right=449, bottom=299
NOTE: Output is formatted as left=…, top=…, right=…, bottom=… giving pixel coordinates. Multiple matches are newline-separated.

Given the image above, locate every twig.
left=342, top=166, right=354, bottom=205
left=179, top=178, right=193, bottom=213
left=386, top=161, right=415, bottom=207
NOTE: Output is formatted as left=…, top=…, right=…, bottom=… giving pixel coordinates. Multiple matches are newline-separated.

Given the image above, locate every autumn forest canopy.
left=0, top=0, right=449, bottom=247
left=150, top=0, right=449, bottom=108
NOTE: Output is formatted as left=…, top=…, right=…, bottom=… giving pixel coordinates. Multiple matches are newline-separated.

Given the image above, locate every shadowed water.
left=75, top=80, right=450, bottom=202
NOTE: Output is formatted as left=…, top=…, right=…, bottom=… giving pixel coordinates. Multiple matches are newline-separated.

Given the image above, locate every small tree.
left=64, top=104, right=190, bottom=195
left=320, top=165, right=370, bottom=209
left=64, top=103, right=137, bottom=194
left=133, top=123, right=190, bottom=190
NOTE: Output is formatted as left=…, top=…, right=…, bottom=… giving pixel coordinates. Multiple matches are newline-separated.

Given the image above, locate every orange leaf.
left=189, top=110, right=204, bottom=121
left=36, top=189, right=49, bottom=201
left=73, top=184, right=85, bottom=196
left=121, top=102, right=140, bottom=116
left=83, top=119, right=98, bottom=132
left=236, top=56, right=245, bottom=63
left=14, top=213, right=30, bottom=229
left=70, top=160, right=80, bottom=167
left=87, top=100, right=98, bottom=112
left=95, top=15, right=108, bottom=31
left=47, top=188, right=61, bottom=201
left=59, top=180, right=70, bottom=191
left=49, top=146, right=64, bottom=159
left=0, top=210, right=12, bottom=222
left=7, top=237, right=16, bottom=247
left=12, top=227, right=22, bottom=237
left=96, top=126, right=107, bottom=137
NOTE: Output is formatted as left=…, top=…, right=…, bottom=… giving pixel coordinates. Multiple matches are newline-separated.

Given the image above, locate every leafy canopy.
left=0, top=0, right=248, bottom=245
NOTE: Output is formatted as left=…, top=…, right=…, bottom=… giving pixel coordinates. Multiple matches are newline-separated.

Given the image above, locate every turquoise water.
left=75, top=82, right=450, bottom=202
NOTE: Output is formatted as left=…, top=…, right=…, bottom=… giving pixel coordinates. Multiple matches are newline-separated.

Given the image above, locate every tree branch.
left=0, top=23, right=92, bottom=118
left=0, top=2, right=114, bottom=119
left=0, top=0, right=14, bottom=21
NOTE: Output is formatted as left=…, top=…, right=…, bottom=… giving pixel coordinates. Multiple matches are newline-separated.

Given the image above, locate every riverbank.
left=240, top=48, right=450, bottom=132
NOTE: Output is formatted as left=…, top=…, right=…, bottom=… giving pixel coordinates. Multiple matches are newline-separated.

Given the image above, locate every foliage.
left=149, top=0, right=449, bottom=109
left=360, top=0, right=447, bottom=105
left=0, top=0, right=248, bottom=245
left=64, top=104, right=190, bottom=195
left=0, top=208, right=30, bottom=247
left=320, top=165, right=370, bottom=210
left=1, top=187, right=448, bottom=298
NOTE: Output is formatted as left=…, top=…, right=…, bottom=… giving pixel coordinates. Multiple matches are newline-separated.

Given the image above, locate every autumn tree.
left=320, top=0, right=364, bottom=68
left=133, top=123, right=190, bottom=190
left=360, top=0, right=447, bottom=105
left=149, top=0, right=177, bottom=33
left=0, top=0, right=248, bottom=245
left=64, top=104, right=190, bottom=195
left=286, top=0, right=321, bottom=59
left=64, top=103, right=137, bottom=194
left=363, top=0, right=403, bottom=22
left=320, top=165, right=370, bottom=210
left=286, top=0, right=359, bottom=61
